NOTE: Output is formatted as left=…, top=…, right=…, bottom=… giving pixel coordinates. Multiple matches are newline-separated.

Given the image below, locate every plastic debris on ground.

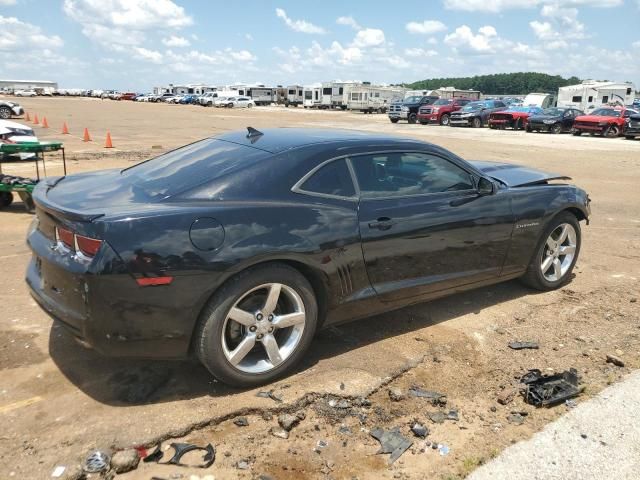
left=142, top=442, right=215, bottom=468
left=83, top=450, right=111, bottom=473
left=508, top=341, right=539, bottom=350
left=521, top=368, right=583, bottom=407
left=370, top=427, right=413, bottom=464
left=51, top=466, right=66, bottom=478
left=408, top=386, right=447, bottom=406
left=438, top=444, right=450, bottom=456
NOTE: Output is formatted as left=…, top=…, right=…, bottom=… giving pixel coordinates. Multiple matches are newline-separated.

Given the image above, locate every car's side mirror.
left=477, top=177, right=495, bottom=195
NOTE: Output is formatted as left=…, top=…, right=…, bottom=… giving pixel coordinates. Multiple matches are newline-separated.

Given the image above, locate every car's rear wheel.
left=0, top=106, right=11, bottom=119
left=603, top=124, right=619, bottom=138
left=247, top=103, right=253, bottom=108
left=440, top=114, right=450, bottom=126
left=472, top=117, right=482, bottom=128
left=550, top=123, right=562, bottom=134
left=390, top=118, right=399, bottom=123
left=520, top=212, right=581, bottom=291
left=514, top=118, right=523, bottom=130
left=0, top=191, right=13, bottom=207
left=572, top=129, right=582, bottom=136
left=408, top=113, right=417, bottom=124
left=195, top=264, right=318, bottom=387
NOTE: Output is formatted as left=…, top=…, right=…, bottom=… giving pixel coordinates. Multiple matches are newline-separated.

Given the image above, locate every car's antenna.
left=246, top=127, right=264, bottom=138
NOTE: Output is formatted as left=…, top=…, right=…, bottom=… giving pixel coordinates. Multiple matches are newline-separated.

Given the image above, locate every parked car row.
left=390, top=96, right=640, bottom=139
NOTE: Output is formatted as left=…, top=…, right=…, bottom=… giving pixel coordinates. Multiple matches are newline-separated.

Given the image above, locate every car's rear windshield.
left=121, top=139, right=269, bottom=199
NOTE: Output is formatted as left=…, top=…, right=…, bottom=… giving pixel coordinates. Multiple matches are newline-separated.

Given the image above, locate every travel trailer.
left=303, top=84, right=322, bottom=108
left=346, top=86, right=405, bottom=113
left=320, top=82, right=362, bottom=109
left=522, top=92, right=556, bottom=109
left=286, top=85, right=304, bottom=107
left=557, top=81, right=635, bottom=111
left=248, top=87, right=275, bottom=106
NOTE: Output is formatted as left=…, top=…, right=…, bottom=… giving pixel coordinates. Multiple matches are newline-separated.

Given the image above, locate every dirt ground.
left=1, top=97, right=639, bottom=480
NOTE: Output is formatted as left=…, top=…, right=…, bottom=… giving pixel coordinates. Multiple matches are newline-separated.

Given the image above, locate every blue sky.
left=1, top=0, right=638, bottom=91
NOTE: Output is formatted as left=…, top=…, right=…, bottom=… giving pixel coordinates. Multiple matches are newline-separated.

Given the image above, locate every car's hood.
left=469, top=161, right=570, bottom=187
left=529, top=114, right=561, bottom=121
left=575, top=115, right=616, bottom=122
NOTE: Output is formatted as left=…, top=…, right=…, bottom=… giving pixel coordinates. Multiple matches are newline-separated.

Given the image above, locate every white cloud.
left=633, top=40, right=640, bottom=48
left=427, top=37, right=438, bottom=45
left=0, top=15, right=64, bottom=50
left=162, top=35, right=190, bottom=47
left=404, top=48, right=438, bottom=57
left=336, top=16, right=360, bottom=30
left=275, top=8, right=325, bottom=34
left=529, top=20, right=554, bottom=39
left=133, top=46, right=162, bottom=63
left=0, top=0, right=17, bottom=5
left=245, top=33, right=253, bottom=41
left=406, top=20, right=447, bottom=35
left=444, top=25, right=497, bottom=54
left=64, top=0, right=192, bottom=29
left=227, top=49, right=256, bottom=61
left=351, top=28, right=385, bottom=48
left=443, top=0, right=622, bottom=12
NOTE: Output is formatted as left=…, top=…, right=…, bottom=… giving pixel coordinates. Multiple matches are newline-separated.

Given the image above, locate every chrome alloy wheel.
left=221, top=283, right=306, bottom=374
left=540, top=223, right=577, bottom=282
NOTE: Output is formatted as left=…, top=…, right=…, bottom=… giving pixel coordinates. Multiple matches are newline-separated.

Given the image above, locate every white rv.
left=303, top=84, right=322, bottom=108
left=558, top=81, right=635, bottom=111
left=346, top=86, right=406, bottom=113
left=248, top=87, right=274, bottom=106
left=286, top=85, right=304, bottom=107
left=404, top=89, right=438, bottom=98
left=320, top=82, right=362, bottom=109
left=522, top=92, right=556, bottom=108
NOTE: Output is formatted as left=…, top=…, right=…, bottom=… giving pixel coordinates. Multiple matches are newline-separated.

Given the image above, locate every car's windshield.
left=590, top=108, right=620, bottom=117
left=121, top=139, right=269, bottom=199
left=404, top=96, right=423, bottom=103
left=542, top=108, right=564, bottom=116
left=461, top=102, right=483, bottom=112
left=434, top=99, right=451, bottom=106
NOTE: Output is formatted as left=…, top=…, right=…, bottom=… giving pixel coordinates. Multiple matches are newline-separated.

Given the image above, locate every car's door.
left=351, top=150, right=514, bottom=302
left=563, top=109, right=575, bottom=129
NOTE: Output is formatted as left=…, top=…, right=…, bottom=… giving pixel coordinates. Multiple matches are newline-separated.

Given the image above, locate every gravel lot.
left=1, top=97, right=639, bottom=479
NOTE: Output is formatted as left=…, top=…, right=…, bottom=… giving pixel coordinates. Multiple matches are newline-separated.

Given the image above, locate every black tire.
left=625, top=135, right=636, bottom=140
left=439, top=113, right=450, bottom=126
left=390, top=118, right=399, bottom=123
left=603, top=125, right=619, bottom=138
left=419, top=121, right=428, bottom=125
left=0, top=106, right=12, bottom=119
left=572, top=130, right=582, bottom=136
left=195, top=263, right=318, bottom=387
left=520, top=211, right=581, bottom=291
left=550, top=123, right=562, bottom=134
left=0, top=191, right=13, bottom=207
left=525, top=124, right=532, bottom=132
left=514, top=118, right=523, bottom=130
left=472, top=117, right=482, bottom=128
left=247, top=103, right=253, bottom=108
left=408, top=113, right=417, bottom=124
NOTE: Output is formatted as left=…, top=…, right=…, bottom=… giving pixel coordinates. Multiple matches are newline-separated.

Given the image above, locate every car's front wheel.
left=195, top=264, right=318, bottom=387
left=520, top=212, right=581, bottom=291
left=603, top=124, right=619, bottom=138
left=472, top=117, right=482, bottom=128
left=0, top=106, right=11, bottom=119
left=550, top=123, right=562, bottom=134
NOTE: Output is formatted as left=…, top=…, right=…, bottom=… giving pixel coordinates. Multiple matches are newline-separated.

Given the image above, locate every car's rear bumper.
left=26, top=226, right=195, bottom=359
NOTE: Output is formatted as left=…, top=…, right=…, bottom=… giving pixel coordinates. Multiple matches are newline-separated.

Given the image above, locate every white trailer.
left=320, top=82, right=362, bottom=109
left=404, top=89, right=438, bottom=98
left=286, top=85, right=304, bottom=107
left=248, top=87, right=274, bottom=106
left=346, top=86, right=406, bottom=113
left=522, top=92, right=556, bottom=108
left=303, top=84, right=322, bottom=108
left=558, top=80, right=635, bottom=111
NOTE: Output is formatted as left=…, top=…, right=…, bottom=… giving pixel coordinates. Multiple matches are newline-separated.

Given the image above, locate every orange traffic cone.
left=62, top=122, right=69, bottom=134
left=42, top=117, right=49, bottom=128
left=33, top=114, right=39, bottom=125
left=104, top=131, right=113, bottom=148
left=82, top=128, right=91, bottom=142
left=26, top=112, right=31, bottom=121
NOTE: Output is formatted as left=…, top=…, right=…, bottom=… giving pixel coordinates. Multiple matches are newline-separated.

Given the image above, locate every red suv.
left=417, top=98, right=472, bottom=126
left=573, top=107, right=638, bottom=138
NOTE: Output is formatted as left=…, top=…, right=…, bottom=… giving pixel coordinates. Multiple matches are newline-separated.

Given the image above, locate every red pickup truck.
left=417, top=98, right=473, bottom=126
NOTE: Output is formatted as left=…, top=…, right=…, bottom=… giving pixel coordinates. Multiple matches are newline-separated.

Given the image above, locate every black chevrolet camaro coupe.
left=27, top=128, right=590, bottom=386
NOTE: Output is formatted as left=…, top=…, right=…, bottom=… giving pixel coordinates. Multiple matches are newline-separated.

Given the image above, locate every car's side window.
left=299, top=159, right=356, bottom=198
left=351, top=152, right=474, bottom=199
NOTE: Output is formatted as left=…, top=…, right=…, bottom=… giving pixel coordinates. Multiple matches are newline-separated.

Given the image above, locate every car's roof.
left=213, top=127, right=424, bottom=154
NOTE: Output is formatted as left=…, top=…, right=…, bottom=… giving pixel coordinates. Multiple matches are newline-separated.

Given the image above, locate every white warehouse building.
left=557, top=80, right=635, bottom=111
left=0, top=79, right=58, bottom=91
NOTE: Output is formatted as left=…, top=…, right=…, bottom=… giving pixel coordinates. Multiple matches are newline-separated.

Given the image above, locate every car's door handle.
left=368, top=217, right=395, bottom=230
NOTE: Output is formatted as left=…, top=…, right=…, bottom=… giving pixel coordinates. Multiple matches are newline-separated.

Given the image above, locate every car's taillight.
left=76, top=234, right=102, bottom=257
left=55, top=226, right=102, bottom=257
left=55, top=226, right=75, bottom=249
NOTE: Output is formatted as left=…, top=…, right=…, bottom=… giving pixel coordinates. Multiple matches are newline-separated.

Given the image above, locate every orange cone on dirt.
left=42, top=117, right=49, bottom=128
left=104, top=131, right=113, bottom=148
left=82, top=128, right=91, bottom=142
left=26, top=112, right=31, bottom=121
left=62, top=122, right=70, bottom=134
left=33, top=114, right=39, bottom=125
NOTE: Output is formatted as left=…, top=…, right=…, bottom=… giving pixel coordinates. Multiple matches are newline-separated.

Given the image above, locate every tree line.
left=406, top=72, right=582, bottom=95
